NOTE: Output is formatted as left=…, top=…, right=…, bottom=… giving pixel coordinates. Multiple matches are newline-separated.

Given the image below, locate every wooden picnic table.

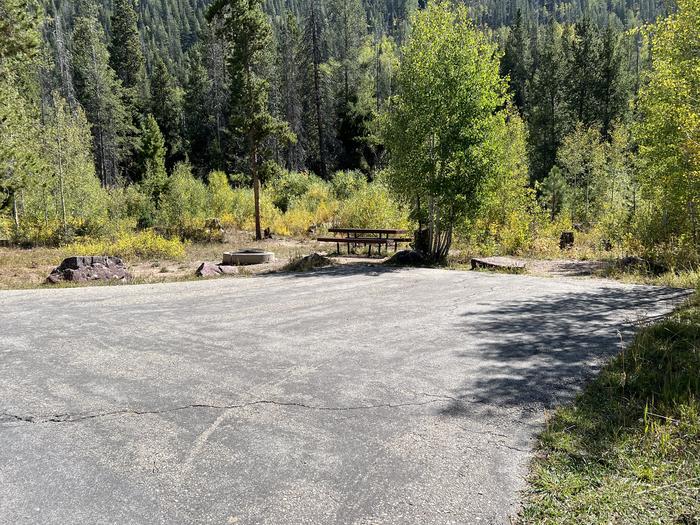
left=327, top=228, right=408, bottom=235
left=318, top=228, right=411, bottom=255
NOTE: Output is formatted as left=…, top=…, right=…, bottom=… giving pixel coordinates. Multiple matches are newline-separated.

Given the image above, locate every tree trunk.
left=251, top=141, right=262, bottom=241
left=310, top=5, right=327, bottom=179
left=56, top=131, right=68, bottom=238
left=12, top=190, right=20, bottom=231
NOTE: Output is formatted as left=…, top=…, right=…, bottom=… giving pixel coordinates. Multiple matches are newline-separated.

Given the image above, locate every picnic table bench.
left=317, top=228, right=412, bottom=255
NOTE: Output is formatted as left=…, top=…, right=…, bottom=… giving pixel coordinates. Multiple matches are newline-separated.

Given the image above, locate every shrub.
left=158, top=162, right=208, bottom=233
left=229, top=187, right=283, bottom=232
left=331, top=170, right=367, bottom=200
left=337, top=181, right=410, bottom=229
left=269, top=170, right=321, bottom=212
left=107, top=184, right=152, bottom=229
left=277, top=207, right=314, bottom=236
left=66, top=230, right=186, bottom=260
left=287, top=178, right=339, bottom=226
left=0, top=215, right=11, bottom=239
left=207, top=171, right=235, bottom=218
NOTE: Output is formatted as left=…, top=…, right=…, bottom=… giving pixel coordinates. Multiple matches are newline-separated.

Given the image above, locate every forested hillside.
left=1, top=0, right=697, bottom=268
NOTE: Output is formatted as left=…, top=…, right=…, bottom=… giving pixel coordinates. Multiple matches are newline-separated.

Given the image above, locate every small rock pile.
left=47, top=256, right=130, bottom=284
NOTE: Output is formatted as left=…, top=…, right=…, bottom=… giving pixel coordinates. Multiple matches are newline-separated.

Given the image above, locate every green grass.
left=519, top=293, right=700, bottom=524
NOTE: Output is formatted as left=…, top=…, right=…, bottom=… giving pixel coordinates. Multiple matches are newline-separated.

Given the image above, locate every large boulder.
left=47, top=256, right=130, bottom=284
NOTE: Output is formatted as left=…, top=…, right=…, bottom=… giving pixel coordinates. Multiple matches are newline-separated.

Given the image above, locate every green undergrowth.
left=519, top=293, right=700, bottom=524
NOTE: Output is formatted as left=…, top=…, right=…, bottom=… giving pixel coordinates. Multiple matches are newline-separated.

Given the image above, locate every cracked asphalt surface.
left=0, top=266, right=690, bottom=524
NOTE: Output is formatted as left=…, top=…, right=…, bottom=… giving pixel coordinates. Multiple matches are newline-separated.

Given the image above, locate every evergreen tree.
left=207, top=0, right=293, bottom=240
left=302, top=0, right=332, bottom=179
left=109, top=0, right=147, bottom=105
left=501, top=9, right=532, bottom=109
left=528, top=20, right=572, bottom=183
left=183, top=45, right=213, bottom=176
left=149, top=56, right=184, bottom=167
left=71, top=10, right=130, bottom=186
left=0, top=0, right=41, bottom=62
left=203, top=28, right=229, bottom=172
left=328, top=0, right=366, bottom=108
left=596, top=21, right=630, bottom=138
left=138, top=114, right=168, bottom=209
left=275, top=12, right=305, bottom=171
left=566, top=17, right=602, bottom=126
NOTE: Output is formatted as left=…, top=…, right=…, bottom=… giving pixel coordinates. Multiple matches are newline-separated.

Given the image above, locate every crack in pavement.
left=0, top=394, right=467, bottom=427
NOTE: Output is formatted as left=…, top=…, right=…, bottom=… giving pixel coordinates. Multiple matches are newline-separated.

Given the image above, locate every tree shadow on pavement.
left=440, top=285, right=692, bottom=419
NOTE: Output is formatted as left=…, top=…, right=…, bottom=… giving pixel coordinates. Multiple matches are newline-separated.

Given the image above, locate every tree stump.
left=560, top=231, right=574, bottom=250
left=414, top=228, right=430, bottom=254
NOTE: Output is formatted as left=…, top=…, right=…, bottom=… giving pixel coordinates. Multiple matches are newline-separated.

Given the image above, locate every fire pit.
left=222, top=249, right=275, bottom=265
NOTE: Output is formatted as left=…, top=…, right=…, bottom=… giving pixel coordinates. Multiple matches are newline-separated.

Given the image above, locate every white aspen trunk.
left=56, top=126, right=68, bottom=238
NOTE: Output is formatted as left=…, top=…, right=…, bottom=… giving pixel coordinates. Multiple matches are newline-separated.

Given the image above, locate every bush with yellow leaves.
left=66, top=229, right=186, bottom=260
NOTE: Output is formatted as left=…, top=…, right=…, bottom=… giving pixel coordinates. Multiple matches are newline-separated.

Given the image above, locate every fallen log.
left=470, top=257, right=526, bottom=272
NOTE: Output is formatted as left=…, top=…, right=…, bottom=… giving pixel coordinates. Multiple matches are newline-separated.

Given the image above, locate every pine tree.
left=207, top=0, right=293, bottom=240
left=203, top=28, right=229, bottom=172
left=149, top=56, right=184, bottom=167
left=328, top=0, right=365, bottom=109
left=275, top=12, right=305, bottom=171
left=0, top=0, right=41, bottom=62
left=183, top=45, right=213, bottom=176
left=566, top=17, right=602, bottom=126
left=527, top=20, right=572, bottom=183
left=71, top=10, right=130, bottom=186
left=596, top=22, right=630, bottom=139
left=138, top=114, right=167, bottom=205
left=302, top=0, right=331, bottom=179
left=501, top=9, right=532, bottom=110
left=109, top=0, right=147, bottom=104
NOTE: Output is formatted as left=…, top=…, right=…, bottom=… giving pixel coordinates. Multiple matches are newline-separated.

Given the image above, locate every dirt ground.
left=0, top=231, right=619, bottom=290
left=481, top=256, right=611, bottom=277
left=0, top=231, right=392, bottom=289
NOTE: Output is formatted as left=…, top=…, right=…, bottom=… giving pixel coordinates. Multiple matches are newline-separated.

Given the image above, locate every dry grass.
left=0, top=230, right=329, bottom=290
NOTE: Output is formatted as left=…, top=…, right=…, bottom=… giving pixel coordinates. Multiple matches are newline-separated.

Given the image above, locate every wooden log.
left=470, top=257, right=525, bottom=272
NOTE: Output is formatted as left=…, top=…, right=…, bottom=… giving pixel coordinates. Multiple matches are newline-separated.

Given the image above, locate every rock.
left=196, top=262, right=223, bottom=277
left=47, top=256, right=130, bottom=284
left=284, top=253, right=333, bottom=272
left=470, top=257, right=525, bottom=272
left=218, top=265, right=240, bottom=275
left=560, top=231, right=574, bottom=250
left=385, top=250, right=428, bottom=266
left=195, top=262, right=240, bottom=277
